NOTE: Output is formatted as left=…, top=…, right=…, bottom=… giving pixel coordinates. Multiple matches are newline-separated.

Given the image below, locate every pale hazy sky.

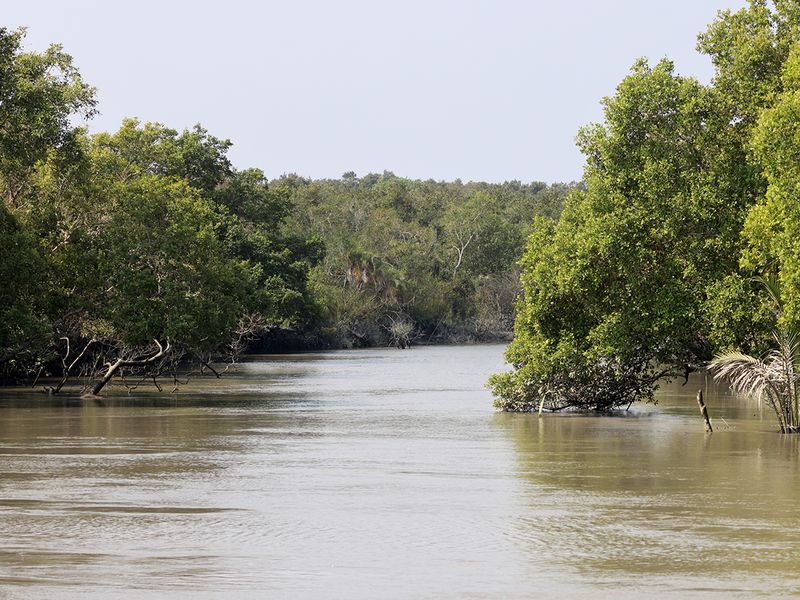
left=7, top=0, right=745, bottom=183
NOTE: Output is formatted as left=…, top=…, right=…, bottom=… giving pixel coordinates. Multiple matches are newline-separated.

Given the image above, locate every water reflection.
left=0, top=346, right=798, bottom=598
left=495, top=374, right=800, bottom=596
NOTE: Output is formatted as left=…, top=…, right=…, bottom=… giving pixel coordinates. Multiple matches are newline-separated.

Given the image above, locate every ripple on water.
left=1, top=345, right=800, bottom=599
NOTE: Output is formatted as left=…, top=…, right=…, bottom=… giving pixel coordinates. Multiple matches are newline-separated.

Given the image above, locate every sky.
left=7, top=0, right=746, bottom=184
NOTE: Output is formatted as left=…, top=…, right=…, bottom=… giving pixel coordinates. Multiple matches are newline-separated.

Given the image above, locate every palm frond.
left=753, top=273, right=783, bottom=312
left=712, top=277, right=800, bottom=432
left=708, top=352, right=776, bottom=400
left=779, top=328, right=800, bottom=374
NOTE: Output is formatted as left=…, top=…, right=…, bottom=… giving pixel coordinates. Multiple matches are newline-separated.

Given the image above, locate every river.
left=0, top=344, right=798, bottom=598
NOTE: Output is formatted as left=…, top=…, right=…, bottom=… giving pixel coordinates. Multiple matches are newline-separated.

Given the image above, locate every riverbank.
left=252, top=322, right=514, bottom=353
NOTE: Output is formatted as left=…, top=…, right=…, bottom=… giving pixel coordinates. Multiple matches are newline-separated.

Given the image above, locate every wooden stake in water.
left=696, top=389, right=713, bottom=434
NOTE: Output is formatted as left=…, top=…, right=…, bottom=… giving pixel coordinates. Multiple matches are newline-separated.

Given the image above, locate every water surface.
left=0, top=344, right=798, bottom=598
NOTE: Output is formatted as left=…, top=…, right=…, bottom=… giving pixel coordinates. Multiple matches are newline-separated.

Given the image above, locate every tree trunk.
left=54, top=338, right=96, bottom=394
left=86, top=340, right=170, bottom=397
left=90, top=358, right=124, bottom=396
left=696, top=390, right=712, bottom=433
left=197, top=355, right=221, bottom=378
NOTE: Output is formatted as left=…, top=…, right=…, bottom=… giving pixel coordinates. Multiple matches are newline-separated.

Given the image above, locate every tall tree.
left=0, top=28, right=95, bottom=375
left=492, top=59, right=755, bottom=411
left=744, top=44, right=800, bottom=332
left=0, top=27, right=95, bottom=207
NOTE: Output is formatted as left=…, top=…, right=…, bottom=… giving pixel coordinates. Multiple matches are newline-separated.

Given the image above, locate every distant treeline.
left=270, top=173, right=576, bottom=350
left=0, top=26, right=574, bottom=390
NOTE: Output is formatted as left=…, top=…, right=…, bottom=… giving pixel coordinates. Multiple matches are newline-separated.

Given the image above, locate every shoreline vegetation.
left=0, top=26, right=572, bottom=396
left=490, top=1, right=800, bottom=433
left=6, top=1, right=800, bottom=435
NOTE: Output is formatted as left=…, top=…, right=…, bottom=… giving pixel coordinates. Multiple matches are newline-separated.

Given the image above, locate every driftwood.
left=53, top=337, right=96, bottom=393
left=696, top=389, right=713, bottom=433
left=85, top=339, right=170, bottom=397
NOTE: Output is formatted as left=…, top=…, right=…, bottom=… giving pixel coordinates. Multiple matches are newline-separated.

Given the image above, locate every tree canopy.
left=0, top=28, right=323, bottom=391
left=0, top=26, right=570, bottom=392
left=492, top=0, right=800, bottom=413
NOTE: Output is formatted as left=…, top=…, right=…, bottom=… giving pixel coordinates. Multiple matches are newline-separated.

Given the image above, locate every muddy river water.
left=0, top=344, right=798, bottom=598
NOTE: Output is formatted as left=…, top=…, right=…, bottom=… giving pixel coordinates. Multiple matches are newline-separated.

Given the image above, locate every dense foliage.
left=492, top=0, right=800, bottom=415
left=0, top=28, right=322, bottom=391
left=276, top=173, right=573, bottom=349
left=0, top=27, right=570, bottom=392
